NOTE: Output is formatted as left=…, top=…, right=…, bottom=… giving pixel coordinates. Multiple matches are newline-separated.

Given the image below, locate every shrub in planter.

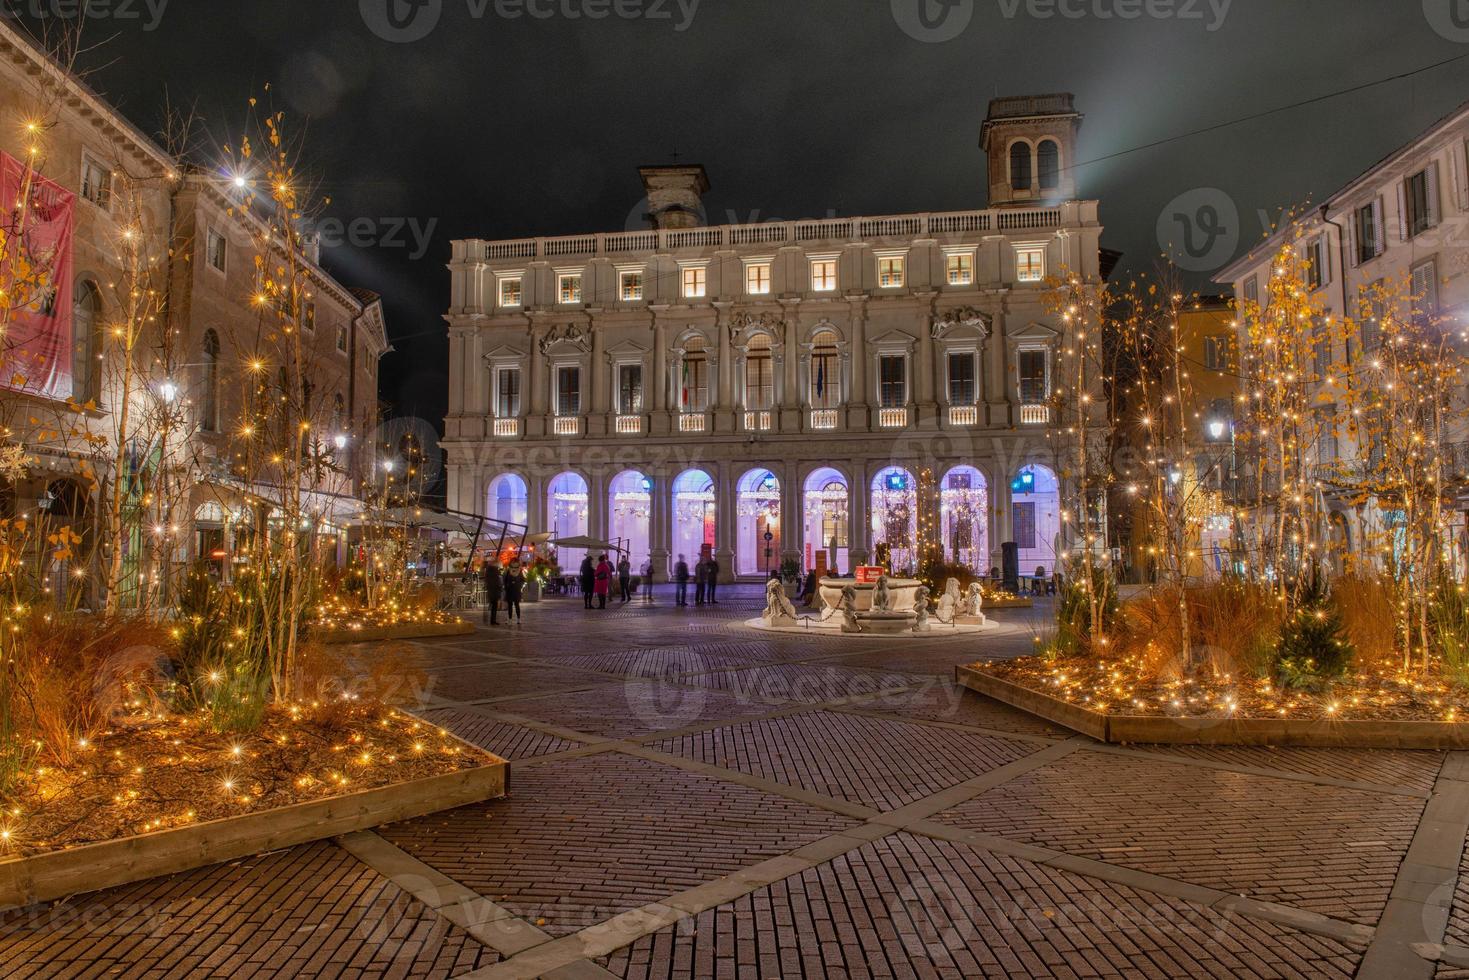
left=1276, top=570, right=1354, bottom=689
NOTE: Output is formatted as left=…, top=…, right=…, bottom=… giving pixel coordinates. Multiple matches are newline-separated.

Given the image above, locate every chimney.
left=638, top=164, right=710, bottom=230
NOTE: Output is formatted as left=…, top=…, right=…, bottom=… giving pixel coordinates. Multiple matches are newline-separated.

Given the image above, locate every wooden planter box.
left=317, top=620, right=476, bottom=644
left=0, top=741, right=507, bottom=910
left=956, top=664, right=1469, bottom=749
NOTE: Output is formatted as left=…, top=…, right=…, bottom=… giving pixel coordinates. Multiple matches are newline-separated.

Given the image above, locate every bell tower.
left=980, top=94, right=1083, bottom=207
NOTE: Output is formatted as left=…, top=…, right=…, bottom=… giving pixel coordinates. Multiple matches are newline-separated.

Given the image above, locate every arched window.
left=71, top=280, right=102, bottom=402
left=745, top=333, right=774, bottom=410
left=1009, top=142, right=1033, bottom=192
left=1038, top=140, right=1060, bottom=191
left=809, top=329, right=840, bottom=409
left=201, top=329, right=221, bottom=432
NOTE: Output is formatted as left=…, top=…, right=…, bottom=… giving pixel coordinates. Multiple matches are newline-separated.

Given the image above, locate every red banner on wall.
left=0, top=152, right=75, bottom=401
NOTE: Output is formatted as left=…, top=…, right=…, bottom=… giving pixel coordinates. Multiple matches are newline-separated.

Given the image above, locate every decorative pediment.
left=1008, top=320, right=1060, bottom=345
left=729, top=311, right=786, bottom=345
left=932, top=306, right=991, bottom=341
left=482, top=343, right=526, bottom=361
left=538, top=323, right=591, bottom=355
left=867, top=328, right=918, bottom=352
left=605, top=339, right=650, bottom=359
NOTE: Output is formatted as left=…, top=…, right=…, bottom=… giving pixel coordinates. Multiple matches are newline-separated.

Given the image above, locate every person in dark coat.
left=617, top=556, right=632, bottom=603
left=694, top=558, right=708, bottom=606
left=482, top=562, right=503, bottom=625
left=674, top=554, right=690, bottom=606
left=503, top=563, right=525, bottom=625
left=705, top=558, right=720, bottom=604
left=579, top=555, right=596, bottom=609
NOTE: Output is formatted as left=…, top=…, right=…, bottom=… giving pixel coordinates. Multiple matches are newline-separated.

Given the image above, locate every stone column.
left=780, top=305, right=801, bottom=431
left=651, top=313, right=670, bottom=435
left=987, top=306, right=1012, bottom=427
left=848, top=301, right=869, bottom=431
left=528, top=322, right=548, bottom=438
left=589, top=320, right=607, bottom=436
left=715, top=305, right=734, bottom=434
left=715, top=461, right=735, bottom=583
left=849, top=458, right=870, bottom=567
left=916, top=294, right=937, bottom=423
left=650, top=467, right=671, bottom=581
left=588, top=469, right=608, bottom=546
left=990, top=472, right=1012, bottom=577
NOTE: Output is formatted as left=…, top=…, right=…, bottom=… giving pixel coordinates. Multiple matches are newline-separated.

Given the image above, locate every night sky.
left=25, top=0, right=1469, bottom=429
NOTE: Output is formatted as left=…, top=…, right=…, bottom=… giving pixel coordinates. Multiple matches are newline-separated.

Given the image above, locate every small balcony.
left=878, top=407, right=909, bottom=429
left=492, top=417, right=520, bottom=438
left=948, top=405, right=980, bottom=427
left=552, top=416, right=582, bottom=436
left=744, top=410, right=774, bottom=432
left=678, top=412, right=707, bottom=433
left=615, top=415, right=643, bottom=435
left=1019, top=404, right=1051, bottom=425
left=809, top=408, right=839, bottom=431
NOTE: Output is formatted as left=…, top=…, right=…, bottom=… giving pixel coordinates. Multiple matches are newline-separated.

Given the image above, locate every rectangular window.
left=1018, top=349, right=1048, bottom=403
left=558, top=274, right=582, bottom=305
left=879, top=355, right=907, bottom=408
left=1361, top=280, right=1384, bottom=351
left=681, top=265, right=707, bottom=299
left=207, top=227, right=228, bottom=272
left=617, top=363, right=643, bottom=414
left=1203, top=336, right=1229, bottom=372
left=746, top=262, right=771, bottom=295
left=1312, top=321, right=1331, bottom=378
left=681, top=348, right=709, bottom=411
left=620, top=271, right=643, bottom=301
left=81, top=155, right=112, bottom=208
left=1318, top=407, right=1338, bottom=462
left=947, top=252, right=974, bottom=285
left=1405, top=165, right=1440, bottom=237
left=302, top=302, right=316, bottom=333
left=1013, top=502, right=1037, bottom=550
left=810, top=344, right=840, bottom=409
left=499, top=276, right=523, bottom=307
left=1242, top=275, right=1259, bottom=307
left=1015, top=246, right=1045, bottom=283
left=745, top=351, right=774, bottom=410
left=1355, top=200, right=1385, bottom=264
left=878, top=256, right=905, bottom=288
left=947, top=352, right=976, bottom=405
left=1412, top=259, right=1439, bottom=323
left=811, top=259, right=837, bottom=292
left=555, top=366, right=580, bottom=416
left=496, top=367, right=521, bottom=418
left=1305, top=235, right=1329, bottom=290
left=336, top=323, right=349, bottom=352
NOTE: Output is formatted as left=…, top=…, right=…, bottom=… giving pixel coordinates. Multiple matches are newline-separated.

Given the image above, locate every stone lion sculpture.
left=935, top=578, right=961, bottom=624
left=763, top=577, right=798, bottom=626
left=963, top=582, right=986, bottom=623
left=840, top=585, right=862, bottom=633
left=872, top=575, right=893, bottom=613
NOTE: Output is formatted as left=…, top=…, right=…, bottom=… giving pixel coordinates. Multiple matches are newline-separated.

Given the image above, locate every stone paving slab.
left=0, top=841, right=499, bottom=978
left=375, top=752, right=858, bottom=937
left=1133, top=743, right=1445, bottom=794
left=482, top=680, right=800, bottom=740
left=649, top=710, right=1039, bottom=811
left=844, top=684, right=1072, bottom=737
left=425, top=663, right=616, bottom=705
left=937, top=747, right=1426, bottom=926
left=598, top=832, right=1365, bottom=979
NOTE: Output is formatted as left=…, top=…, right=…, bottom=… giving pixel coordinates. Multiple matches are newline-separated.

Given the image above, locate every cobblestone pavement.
left=2, top=586, right=1466, bottom=978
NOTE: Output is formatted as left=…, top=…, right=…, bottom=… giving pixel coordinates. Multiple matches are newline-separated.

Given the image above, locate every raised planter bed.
left=982, top=595, right=1035, bottom=610
left=956, top=663, right=1469, bottom=749
left=0, top=725, right=507, bottom=909
left=317, top=619, right=476, bottom=644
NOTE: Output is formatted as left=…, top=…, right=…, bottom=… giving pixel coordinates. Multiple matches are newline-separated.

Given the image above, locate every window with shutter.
left=1412, top=260, right=1438, bottom=324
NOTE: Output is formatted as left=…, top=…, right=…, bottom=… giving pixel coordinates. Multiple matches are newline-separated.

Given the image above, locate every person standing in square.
left=674, top=555, right=690, bottom=606
left=705, top=557, right=720, bottom=604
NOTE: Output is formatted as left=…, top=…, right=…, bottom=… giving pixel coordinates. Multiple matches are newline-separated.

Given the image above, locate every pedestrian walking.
left=674, top=554, right=690, bottom=606
left=705, top=557, right=720, bottom=604
left=482, top=562, right=503, bottom=626
left=617, top=555, right=632, bottom=603
left=641, top=559, right=654, bottom=602
left=580, top=555, right=595, bottom=609
left=694, top=557, right=707, bottom=606
left=503, top=563, right=525, bottom=624
left=594, top=554, right=614, bottom=609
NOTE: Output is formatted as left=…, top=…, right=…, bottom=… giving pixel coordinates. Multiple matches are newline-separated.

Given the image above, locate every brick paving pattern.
left=601, top=832, right=1364, bottom=979
left=937, top=748, right=1426, bottom=924
left=376, top=751, right=858, bottom=935
left=651, top=710, right=1037, bottom=810
left=0, top=841, right=499, bottom=978
left=3, top=587, right=1459, bottom=978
